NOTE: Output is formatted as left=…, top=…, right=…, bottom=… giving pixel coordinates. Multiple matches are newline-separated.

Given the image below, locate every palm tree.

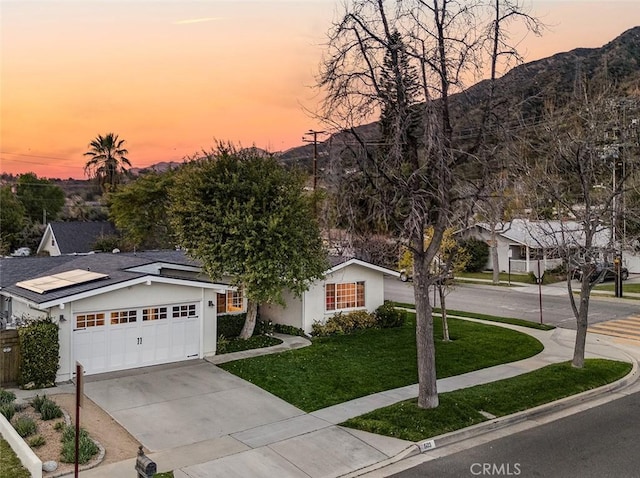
left=84, top=133, right=131, bottom=192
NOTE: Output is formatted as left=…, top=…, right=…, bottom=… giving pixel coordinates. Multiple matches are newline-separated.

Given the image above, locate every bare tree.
left=517, top=82, right=640, bottom=367
left=319, top=0, right=541, bottom=408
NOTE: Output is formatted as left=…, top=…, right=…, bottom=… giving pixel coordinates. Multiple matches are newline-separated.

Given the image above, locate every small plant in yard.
left=13, top=416, right=37, bottom=437
left=60, top=425, right=98, bottom=464
left=375, top=301, right=406, bottom=328
left=0, top=403, right=16, bottom=421
left=39, top=399, right=63, bottom=420
left=30, top=394, right=47, bottom=413
left=0, top=389, right=16, bottom=405
left=28, top=435, right=46, bottom=448
left=53, top=420, right=65, bottom=431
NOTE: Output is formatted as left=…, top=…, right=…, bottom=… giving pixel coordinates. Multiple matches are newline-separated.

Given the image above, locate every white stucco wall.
left=260, top=289, right=303, bottom=329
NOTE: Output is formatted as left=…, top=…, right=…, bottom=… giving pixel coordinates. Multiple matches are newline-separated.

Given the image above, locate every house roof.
left=0, top=250, right=216, bottom=307
left=40, top=221, right=117, bottom=254
left=476, top=219, right=611, bottom=249
left=327, top=256, right=401, bottom=277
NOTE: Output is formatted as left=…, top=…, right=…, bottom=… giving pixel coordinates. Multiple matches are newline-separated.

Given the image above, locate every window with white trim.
left=216, top=288, right=244, bottom=313
left=142, top=307, right=167, bottom=321
left=76, top=313, right=105, bottom=328
left=325, top=281, right=365, bottom=311
left=172, top=304, right=197, bottom=318
left=110, top=310, right=137, bottom=325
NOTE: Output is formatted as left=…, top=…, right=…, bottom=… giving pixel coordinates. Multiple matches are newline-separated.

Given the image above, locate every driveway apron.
left=83, top=360, right=305, bottom=452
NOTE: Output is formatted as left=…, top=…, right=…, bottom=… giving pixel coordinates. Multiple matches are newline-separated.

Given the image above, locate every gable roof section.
left=39, top=221, right=117, bottom=255
left=476, top=219, right=611, bottom=249
left=326, top=257, right=401, bottom=277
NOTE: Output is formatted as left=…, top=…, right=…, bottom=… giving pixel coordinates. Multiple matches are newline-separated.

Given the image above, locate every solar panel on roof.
left=16, top=269, right=108, bottom=294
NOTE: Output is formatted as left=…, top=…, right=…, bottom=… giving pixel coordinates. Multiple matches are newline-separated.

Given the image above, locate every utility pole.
left=302, top=130, right=326, bottom=190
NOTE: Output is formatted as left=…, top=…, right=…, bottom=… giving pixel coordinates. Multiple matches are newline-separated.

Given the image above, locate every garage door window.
left=143, top=307, right=167, bottom=321
left=110, top=310, right=137, bottom=325
left=76, top=313, right=105, bottom=328
left=173, top=304, right=197, bottom=318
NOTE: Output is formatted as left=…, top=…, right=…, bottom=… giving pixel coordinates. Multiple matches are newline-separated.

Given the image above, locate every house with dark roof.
left=260, top=257, right=400, bottom=334
left=0, top=251, right=237, bottom=381
left=36, top=221, right=117, bottom=256
left=1, top=250, right=399, bottom=382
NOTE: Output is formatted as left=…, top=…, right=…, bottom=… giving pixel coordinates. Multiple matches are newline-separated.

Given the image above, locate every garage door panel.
left=74, top=302, right=202, bottom=376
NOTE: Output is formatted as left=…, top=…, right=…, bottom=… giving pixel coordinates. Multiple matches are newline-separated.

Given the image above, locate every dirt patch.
left=13, top=394, right=140, bottom=476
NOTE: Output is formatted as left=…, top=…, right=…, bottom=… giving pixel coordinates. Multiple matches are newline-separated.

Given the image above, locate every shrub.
left=375, top=301, right=407, bottom=328
left=40, top=399, right=63, bottom=420
left=459, top=238, right=490, bottom=272
left=254, top=319, right=274, bottom=336
left=28, top=435, right=46, bottom=448
left=0, top=403, right=16, bottom=421
left=217, top=314, right=247, bottom=339
left=312, top=310, right=378, bottom=337
left=18, top=318, right=60, bottom=388
left=53, top=421, right=65, bottom=431
left=272, top=323, right=307, bottom=337
left=60, top=426, right=98, bottom=464
left=13, top=416, right=37, bottom=437
left=30, top=394, right=47, bottom=413
left=0, top=389, right=16, bottom=405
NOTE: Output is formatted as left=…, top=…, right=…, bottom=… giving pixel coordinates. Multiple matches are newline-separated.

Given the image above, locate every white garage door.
left=74, top=303, right=200, bottom=375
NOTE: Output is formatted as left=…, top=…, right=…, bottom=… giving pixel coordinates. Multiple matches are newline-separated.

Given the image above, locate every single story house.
left=463, top=219, right=612, bottom=273
left=0, top=250, right=239, bottom=381
left=260, top=257, right=401, bottom=334
left=36, top=221, right=117, bottom=256
left=1, top=251, right=399, bottom=382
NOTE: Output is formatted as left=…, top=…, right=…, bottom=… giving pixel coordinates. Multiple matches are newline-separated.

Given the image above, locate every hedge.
left=18, top=318, right=59, bottom=388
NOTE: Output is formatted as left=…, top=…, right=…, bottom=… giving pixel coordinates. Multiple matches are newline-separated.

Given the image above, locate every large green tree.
left=108, top=171, right=176, bottom=250
left=169, top=145, right=328, bottom=338
left=0, top=185, right=26, bottom=254
left=84, top=133, right=131, bottom=192
left=15, top=173, right=65, bottom=223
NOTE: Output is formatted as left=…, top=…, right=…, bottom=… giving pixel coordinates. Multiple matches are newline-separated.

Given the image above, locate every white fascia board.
left=327, top=258, right=401, bottom=278
left=38, top=275, right=232, bottom=309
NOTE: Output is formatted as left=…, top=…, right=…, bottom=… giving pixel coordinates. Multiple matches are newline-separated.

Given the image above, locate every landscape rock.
left=43, top=460, right=58, bottom=472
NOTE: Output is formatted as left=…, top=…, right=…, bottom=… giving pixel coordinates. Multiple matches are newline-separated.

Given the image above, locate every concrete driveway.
left=83, top=360, right=305, bottom=452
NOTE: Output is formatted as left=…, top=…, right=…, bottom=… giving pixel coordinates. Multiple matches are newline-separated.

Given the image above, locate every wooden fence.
left=1, top=329, right=20, bottom=387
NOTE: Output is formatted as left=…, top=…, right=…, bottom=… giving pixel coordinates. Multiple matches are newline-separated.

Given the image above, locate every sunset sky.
left=1, top=1, right=639, bottom=179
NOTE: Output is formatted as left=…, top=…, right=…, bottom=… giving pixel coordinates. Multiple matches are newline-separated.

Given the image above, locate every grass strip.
left=0, top=438, right=30, bottom=478
left=220, top=315, right=543, bottom=411
left=389, top=303, right=554, bottom=331
left=342, top=359, right=631, bottom=441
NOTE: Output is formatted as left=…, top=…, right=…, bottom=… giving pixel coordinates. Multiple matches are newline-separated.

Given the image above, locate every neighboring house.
left=0, top=250, right=240, bottom=381
left=260, top=257, right=401, bottom=334
left=463, top=219, right=612, bottom=273
left=36, top=221, right=117, bottom=256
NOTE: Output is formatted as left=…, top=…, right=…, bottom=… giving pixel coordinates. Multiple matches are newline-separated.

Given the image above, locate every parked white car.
left=11, top=247, right=31, bottom=257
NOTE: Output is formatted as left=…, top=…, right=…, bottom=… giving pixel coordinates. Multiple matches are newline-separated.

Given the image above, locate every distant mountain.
left=280, top=26, right=640, bottom=171
left=129, top=161, right=184, bottom=176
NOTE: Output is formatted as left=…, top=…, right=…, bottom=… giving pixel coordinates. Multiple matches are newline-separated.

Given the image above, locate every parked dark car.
left=574, top=262, right=629, bottom=283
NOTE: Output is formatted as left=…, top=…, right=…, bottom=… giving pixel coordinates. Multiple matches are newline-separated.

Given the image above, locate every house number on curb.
left=419, top=440, right=436, bottom=452
left=137, top=337, right=143, bottom=345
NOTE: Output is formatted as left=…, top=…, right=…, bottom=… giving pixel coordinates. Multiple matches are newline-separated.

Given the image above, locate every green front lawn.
left=342, top=359, right=631, bottom=441
left=593, top=283, right=640, bottom=294
left=0, top=438, right=30, bottom=478
left=219, top=315, right=543, bottom=411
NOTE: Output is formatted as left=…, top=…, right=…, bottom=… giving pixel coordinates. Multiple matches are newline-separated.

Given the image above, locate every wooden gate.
left=1, top=329, right=20, bottom=386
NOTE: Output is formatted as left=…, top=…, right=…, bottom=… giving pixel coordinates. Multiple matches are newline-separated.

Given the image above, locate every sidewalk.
left=77, top=319, right=639, bottom=478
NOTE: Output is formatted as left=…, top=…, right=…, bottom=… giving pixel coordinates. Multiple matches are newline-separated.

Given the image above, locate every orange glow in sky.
left=1, top=1, right=639, bottom=179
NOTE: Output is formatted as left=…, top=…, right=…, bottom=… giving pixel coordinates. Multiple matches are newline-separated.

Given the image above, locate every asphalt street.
left=384, top=278, right=640, bottom=329
left=388, top=389, right=640, bottom=478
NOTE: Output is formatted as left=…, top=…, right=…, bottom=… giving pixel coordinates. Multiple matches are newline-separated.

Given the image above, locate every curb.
left=345, top=352, right=639, bottom=477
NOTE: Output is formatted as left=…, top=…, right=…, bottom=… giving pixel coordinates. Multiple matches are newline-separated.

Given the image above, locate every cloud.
left=173, top=17, right=223, bottom=25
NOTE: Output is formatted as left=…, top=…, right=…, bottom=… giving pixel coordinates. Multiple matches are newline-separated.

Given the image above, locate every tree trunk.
left=439, top=284, right=450, bottom=341
left=414, top=253, right=439, bottom=409
left=572, top=276, right=591, bottom=368
left=491, top=229, right=500, bottom=284
left=239, top=300, right=258, bottom=339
